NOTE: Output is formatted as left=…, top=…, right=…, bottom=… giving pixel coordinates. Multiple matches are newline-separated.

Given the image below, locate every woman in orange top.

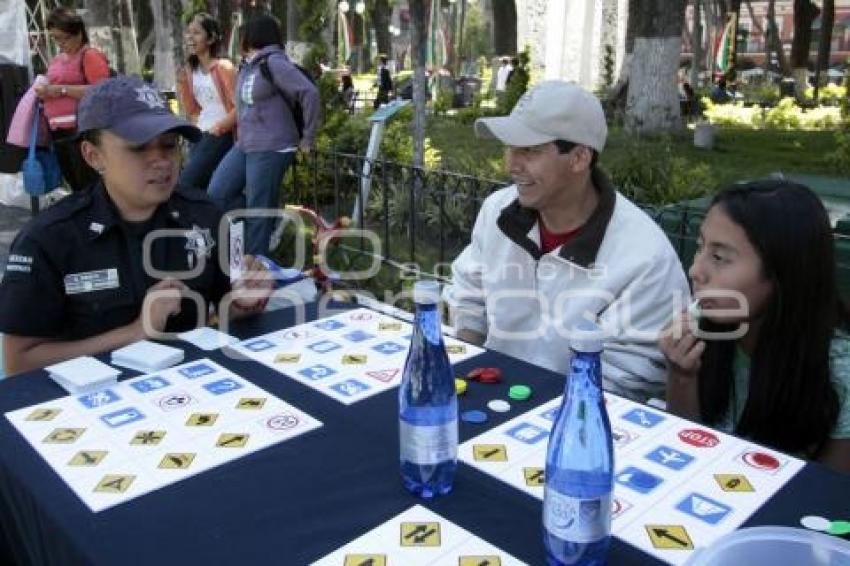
left=176, top=12, right=237, bottom=191
left=34, top=7, right=110, bottom=191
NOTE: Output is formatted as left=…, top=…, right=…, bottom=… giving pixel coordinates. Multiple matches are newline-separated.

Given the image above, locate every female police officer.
left=0, top=76, right=272, bottom=375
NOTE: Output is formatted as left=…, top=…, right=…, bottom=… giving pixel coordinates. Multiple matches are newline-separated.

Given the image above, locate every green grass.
left=428, top=117, right=506, bottom=178
left=646, top=128, right=838, bottom=184
left=427, top=116, right=841, bottom=193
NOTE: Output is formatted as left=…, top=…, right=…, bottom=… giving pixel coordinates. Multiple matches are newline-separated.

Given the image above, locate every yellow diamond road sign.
left=237, top=397, right=266, bottom=410
left=131, top=430, right=166, bottom=445
left=400, top=522, right=441, bottom=547
left=159, top=453, right=196, bottom=469
left=343, top=555, right=387, bottom=566
left=473, top=444, right=508, bottom=462
left=216, top=433, right=249, bottom=448
left=68, top=450, right=108, bottom=466
left=523, top=467, right=545, bottom=486
left=645, top=525, right=694, bottom=550
left=186, top=413, right=218, bottom=426
left=43, top=428, right=85, bottom=444
left=94, top=474, right=135, bottom=493
left=27, top=408, right=61, bottom=421
left=714, top=473, right=755, bottom=492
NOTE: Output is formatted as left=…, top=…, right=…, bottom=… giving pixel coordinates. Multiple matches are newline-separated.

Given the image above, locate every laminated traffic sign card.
left=6, top=358, right=322, bottom=512
left=231, top=308, right=484, bottom=405
left=311, top=505, right=527, bottom=566
left=458, top=394, right=804, bottom=565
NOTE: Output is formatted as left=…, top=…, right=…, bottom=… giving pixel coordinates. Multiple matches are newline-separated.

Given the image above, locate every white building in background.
left=388, top=0, right=630, bottom=91
left=515, top=0, right=629, bottom=90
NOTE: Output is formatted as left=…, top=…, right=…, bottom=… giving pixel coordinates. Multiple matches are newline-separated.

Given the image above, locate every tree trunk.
left=744, top=0, right=772, bottom=71
left=371, top=0, right=391, bottom=59
left=491, top=0, right=516, bottom=56
left=606, top=0, right=642, bottom=120
left=286, top=0, right=298, bottom=43
left=690, top=0, right=703, bottom=87
left=83, top=0, right=141, bottom=75
left=115, top=0, right=142, bottom=75
left=458, top=0, right=466, bottom=69
left=726, top=0, right=741, bottom=79
left=410, top=0, right=428, bottom=170
left=150, top=0, right=187, bottom=92
left=763, top=0, right=790, bottom=75
left=791, top=0, right=820, bottom=98
left=82, top=0, right=113, bottom=60
left=814, top=0, right=834, bottom=101
left=625, top=0, right=687, bottom=135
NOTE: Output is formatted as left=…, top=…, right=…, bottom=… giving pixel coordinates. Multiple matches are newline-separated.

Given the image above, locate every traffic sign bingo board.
left=6, top=359, right=322, bottom=512
left=458, top=393, right=804, bottom=564
left=231, top=308, right=484, bottom=405
left=312, top=505, right=526, bottom=565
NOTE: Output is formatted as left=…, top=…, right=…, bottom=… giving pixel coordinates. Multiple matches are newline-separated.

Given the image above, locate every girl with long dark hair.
left=176, top=12, right=236, bottom=191
left=661, top=180, right=850, bottom=473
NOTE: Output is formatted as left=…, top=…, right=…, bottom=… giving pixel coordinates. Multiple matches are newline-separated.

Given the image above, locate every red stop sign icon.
left=678, top=428, right=720, bottom=448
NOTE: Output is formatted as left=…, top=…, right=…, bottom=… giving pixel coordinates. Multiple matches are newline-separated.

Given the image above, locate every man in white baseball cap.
left=443, top=80, right=689, bottom=402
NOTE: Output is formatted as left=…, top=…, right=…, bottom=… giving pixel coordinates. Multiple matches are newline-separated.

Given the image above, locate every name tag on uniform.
left=64, top=269, right=120, bottom=295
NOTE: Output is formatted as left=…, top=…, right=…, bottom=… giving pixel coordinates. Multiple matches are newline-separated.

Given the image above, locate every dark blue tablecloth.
left=0, top=303, right=848, bottom=565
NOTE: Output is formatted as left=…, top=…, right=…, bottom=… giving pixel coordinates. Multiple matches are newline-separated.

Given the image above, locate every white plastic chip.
left=487, top=399, right=511, bottom=413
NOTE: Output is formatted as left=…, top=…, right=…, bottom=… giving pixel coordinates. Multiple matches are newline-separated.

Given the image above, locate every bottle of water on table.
left=398, top=280, right=458, bottom=499
left=543, top=320, right=614, bottom=565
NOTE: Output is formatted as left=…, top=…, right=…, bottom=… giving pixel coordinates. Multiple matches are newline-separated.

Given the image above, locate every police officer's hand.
left=136, top=279, right=187, bottom=337
left=230, top=256, right=273, bottom=316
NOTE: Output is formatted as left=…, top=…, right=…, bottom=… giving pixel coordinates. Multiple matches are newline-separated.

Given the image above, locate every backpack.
left=257, top=54, right=315, bottom=138
left=79, top=46, right=118, bottom=82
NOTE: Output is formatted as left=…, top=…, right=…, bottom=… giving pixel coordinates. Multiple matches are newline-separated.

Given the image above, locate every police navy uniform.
left=0, top=182, right=230, bottom=340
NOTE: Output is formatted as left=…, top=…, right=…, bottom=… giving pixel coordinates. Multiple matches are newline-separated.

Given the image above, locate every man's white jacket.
left=443, top=169, right=690, bottom=401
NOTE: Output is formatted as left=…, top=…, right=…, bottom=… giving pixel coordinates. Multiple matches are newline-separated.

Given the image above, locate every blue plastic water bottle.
left=399, top=280, right=458, bottom=499
left=543, top=320, right=614, bottom=565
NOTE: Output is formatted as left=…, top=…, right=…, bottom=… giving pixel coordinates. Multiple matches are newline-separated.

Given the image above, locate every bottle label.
left=399, top=419, right=458, bottom=465
left=543, top=490, right=611, bottom=543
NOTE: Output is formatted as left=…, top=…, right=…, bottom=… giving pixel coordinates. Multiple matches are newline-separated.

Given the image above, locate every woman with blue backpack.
left=206, top=14, right=321, bottom=256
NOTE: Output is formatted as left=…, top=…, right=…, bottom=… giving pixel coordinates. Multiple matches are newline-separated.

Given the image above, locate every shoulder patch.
left=5, top=253, right=33, bottom=273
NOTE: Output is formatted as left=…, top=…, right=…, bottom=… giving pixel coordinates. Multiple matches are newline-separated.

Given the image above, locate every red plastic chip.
left=467, top=367, right=502, bottom=383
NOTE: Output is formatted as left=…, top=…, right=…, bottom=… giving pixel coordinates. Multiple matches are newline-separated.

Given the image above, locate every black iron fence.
left=281, top=150, right=850, bottom=300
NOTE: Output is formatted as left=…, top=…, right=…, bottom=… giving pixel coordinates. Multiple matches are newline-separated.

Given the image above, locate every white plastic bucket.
left=685, top=526, right=850, bottom=566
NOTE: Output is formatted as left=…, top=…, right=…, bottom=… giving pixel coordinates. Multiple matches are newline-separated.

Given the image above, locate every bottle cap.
left=413, top=280, right=441, bottom=305
left=570, top=319, right=605, bottom=353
